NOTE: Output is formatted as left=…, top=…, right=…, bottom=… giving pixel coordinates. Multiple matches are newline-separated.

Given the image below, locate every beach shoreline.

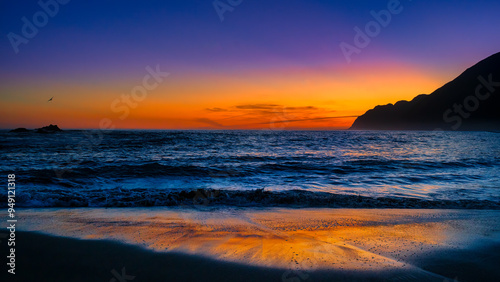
left=2, top=231, right=469, bottom=282
left=1, top=207, right=499, bottom=281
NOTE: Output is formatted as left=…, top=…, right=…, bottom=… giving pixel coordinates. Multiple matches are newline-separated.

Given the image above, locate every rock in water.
left=36, top=124, right=63, bottom=133
left=9, top=128, right=31, bottom=133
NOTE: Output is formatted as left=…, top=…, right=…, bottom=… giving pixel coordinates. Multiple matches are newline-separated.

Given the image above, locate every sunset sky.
left=1, top=0, right=499, bottom=129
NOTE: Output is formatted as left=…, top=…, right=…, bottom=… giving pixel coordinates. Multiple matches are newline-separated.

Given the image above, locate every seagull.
left=47, top=96, right=53, bottom=102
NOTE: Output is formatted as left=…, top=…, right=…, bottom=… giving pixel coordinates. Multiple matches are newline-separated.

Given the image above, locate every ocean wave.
left=2, top=131, right=500, bottom=208
left=10, top=157, right=492, bottom=181
left=2, top=188, right=499, bottom=209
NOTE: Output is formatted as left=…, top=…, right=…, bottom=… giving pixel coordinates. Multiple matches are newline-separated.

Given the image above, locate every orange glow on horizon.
left=0, top=62, right=449, bottom=130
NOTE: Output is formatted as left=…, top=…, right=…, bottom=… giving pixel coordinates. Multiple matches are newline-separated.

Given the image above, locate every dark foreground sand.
left=1, top=208, right=500, bottom=281
left=4, top=231, right=499, bottom=282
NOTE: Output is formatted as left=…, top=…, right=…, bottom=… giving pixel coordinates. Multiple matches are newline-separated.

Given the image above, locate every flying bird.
left=47, top=97, right=53, bottom=102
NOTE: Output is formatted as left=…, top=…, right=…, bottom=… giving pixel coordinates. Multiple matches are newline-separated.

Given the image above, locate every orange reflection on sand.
left=18, top=208, right=498, bottom=272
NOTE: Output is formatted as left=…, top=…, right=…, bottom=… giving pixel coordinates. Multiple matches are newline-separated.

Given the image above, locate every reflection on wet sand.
left=18, top=208, right=500, bottom=273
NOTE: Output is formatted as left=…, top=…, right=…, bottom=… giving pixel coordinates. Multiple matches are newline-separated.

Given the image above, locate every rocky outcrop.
left=9, top=128, right=31, bottom=133
left=36, top=124, right=63, bottom=133
left=10, top=124, right=63, bottom=133
left=350, top=52, right=500, bottom=131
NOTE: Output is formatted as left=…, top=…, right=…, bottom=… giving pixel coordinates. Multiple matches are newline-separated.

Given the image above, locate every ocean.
left=1, top=130, right=499, bottom=208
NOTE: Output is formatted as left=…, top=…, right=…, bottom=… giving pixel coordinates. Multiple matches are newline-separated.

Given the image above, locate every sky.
left=1, top=0, right=499, bottom=129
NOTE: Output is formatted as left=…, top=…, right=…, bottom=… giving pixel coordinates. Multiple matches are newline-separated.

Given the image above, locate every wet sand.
left=2, top=208, right=500, bottom=281
left=0, top=231, right=455, bottom=282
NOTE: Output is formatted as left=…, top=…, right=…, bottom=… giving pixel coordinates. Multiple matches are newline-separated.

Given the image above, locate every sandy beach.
left=2, top=208, right=499, bottom=281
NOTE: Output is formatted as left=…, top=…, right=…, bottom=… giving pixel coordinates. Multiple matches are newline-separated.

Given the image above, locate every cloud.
left=206, top=104, right=323, bottom=114
left=197, top=103, right=351, bottom=128
left=205, top=107, right=227, bottom=112
left=194, top=118, right=225, bottom=127
left=234, top=104, right=323, bottom=113
left=235, top=104, right=281, bottom=110
left=254, top=115, right=359, bottom=125
left=286, top=106, right=319, bottom=111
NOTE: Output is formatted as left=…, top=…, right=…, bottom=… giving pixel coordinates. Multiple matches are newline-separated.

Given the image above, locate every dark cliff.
left=350, top=52, right=500, bottom=131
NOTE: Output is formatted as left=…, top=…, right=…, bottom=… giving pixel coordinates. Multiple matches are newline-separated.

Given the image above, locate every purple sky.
left=1, top=0, right=499, bottom=129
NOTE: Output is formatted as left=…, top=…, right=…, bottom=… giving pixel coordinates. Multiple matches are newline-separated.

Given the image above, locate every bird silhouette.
left=47, top=96, right=53, bottom=102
